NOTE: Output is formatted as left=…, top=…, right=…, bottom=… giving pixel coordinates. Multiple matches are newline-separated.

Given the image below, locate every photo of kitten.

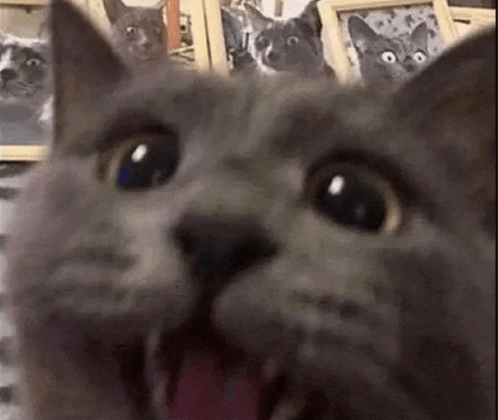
left=102, top=0, right=167, bottom=71
left=339, top=5, right=444, bottom=87
left=2, top=0, right=495, bottom=419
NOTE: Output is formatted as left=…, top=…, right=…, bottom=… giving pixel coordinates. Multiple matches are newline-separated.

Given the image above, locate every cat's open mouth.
left=142, top=325, right=330, bottom=420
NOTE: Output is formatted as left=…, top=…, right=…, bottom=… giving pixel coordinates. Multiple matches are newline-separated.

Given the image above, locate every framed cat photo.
left=318, top=0, right=460, bottom=86
left=204, top=0, right=336, bottom=79
left=0, top=0, right=52, bottom=161
left=87, top=0, right=210, bottom=72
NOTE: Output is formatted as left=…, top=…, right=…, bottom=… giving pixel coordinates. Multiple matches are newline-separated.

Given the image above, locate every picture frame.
left=0, top=0, right=53, bottom=161
left=87, top=0, right=210, bottom=71
left=450, top=6, right=496, bottom=38
left=0, top=0, right=212, bottom=161
left=318, top=0, right=460, bottom=85
left=204, top=0, right=284, bottom=76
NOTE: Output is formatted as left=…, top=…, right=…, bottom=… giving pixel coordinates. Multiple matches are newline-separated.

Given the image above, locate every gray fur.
left=3, top=1, right=496, bottom=420
left=348, top=15, right=431, bottom=87
left=103, top=0, right=166, bottom=71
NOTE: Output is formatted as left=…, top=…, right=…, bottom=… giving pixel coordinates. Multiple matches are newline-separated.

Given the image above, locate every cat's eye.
left=381, top=51, right=397, bottom=64
left=413, top=51, right=426, bottom=63
left=126, top=26, right=138, bottom=36
left=99, top=129, right=179, bottom=191
left=286, top=36, right=299, bottom=46
left=306, top=164, right=402, bottom=233
left=256, top=36, right=269, bottom=49
left=25, top=58, right=42, bottom=67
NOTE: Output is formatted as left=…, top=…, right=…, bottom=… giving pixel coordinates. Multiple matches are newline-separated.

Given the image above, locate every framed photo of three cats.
left=0, top=0, right=495, bottom=161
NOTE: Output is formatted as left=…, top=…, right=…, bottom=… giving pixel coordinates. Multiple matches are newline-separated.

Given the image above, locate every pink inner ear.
left=167, top=350, right=260, bottom=420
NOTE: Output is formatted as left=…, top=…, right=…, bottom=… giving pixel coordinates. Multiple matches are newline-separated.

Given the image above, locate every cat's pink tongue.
left=167, top=350, right=259, bottom=420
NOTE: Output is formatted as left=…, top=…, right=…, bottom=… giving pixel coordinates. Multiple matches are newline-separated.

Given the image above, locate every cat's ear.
left=244, top=3, right=272, bottom=32
left=51, top=0, right=128, bottom=146
left=103, top=0, right=129, bottom=25
left=298, top=0, right=322, bottom=36
left=395, top=27, right=496, bottom=235
left=411, top=22, right=428, bottom=50
left=348, top=16, right=379, bottom=50
left=221, top=7, right=244, bottom=50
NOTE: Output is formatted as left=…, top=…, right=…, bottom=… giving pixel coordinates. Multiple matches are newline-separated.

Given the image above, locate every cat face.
left=0, top=34, right=52, bottom=107
left=348, top=15, right=430, bottom=86
left=103, top=0, right=166, bottom=67
left=245, top=0, right=328, bottom=76
left=5, top=1, right=495, bottom=420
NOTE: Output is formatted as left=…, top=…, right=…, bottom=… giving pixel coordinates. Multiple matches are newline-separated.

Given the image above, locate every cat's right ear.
left=50, top=0, right=128, bottom=146
left=395, top=27, right=496, bottom=236
left=103, top=0, right=128, bottom=25
left=244, top=3, right=272, bottom=32
left=410, top=22, right=428, bottom=49
left=348, top=16, right=379, bottom=51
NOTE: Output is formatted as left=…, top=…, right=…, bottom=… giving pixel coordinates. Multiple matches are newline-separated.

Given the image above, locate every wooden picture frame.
left=87, top=0, right=210, bottom=71
left=318, top=0, right=460, bottom=85
left=204, top=0, right=283, bottom=76
left=0, top=0, right=53, bottom=161
left=450, top=6, right=496, bottom=39
left=0, top=0, right=212, bottom=161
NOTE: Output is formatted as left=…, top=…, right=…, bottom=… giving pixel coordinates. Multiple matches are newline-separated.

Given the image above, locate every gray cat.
left=0, top=33, right=52, bottom=112
left=348, top=15, right=431, bottom=87
left=0, top=32, right=53, bottom=138
left=4, top=1, right=496, bottom=420
left=244, top=0, right=335, bottom=78
left=103, top=0, right=166, bottom=71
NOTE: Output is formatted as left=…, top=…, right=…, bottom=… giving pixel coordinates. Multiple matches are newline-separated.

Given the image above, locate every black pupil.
left=317, top=171, right=386, bottom=231
left=257, top=37, right=269, bottom=49
left=117, top=139, right=178, bottom=190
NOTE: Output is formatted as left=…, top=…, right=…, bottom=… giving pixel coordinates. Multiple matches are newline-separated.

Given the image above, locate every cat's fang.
left=269, top=397, right=306, bottom=420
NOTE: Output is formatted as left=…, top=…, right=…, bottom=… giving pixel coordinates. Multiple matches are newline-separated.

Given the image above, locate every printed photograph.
left=0, top=4, right=52, bottom=147
left=218, top=0, right=336, bottom=79
left=101, top=0, right=169, bottom=70
left=338, top=5, right=445, bottom=86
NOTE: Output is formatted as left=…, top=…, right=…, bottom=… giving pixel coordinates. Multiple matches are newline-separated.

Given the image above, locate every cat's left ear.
left=50, top=0, right=128, bottom=146
left=244, top=3, right=272, bottom=32
left=298, top=0, right=322, bottom=36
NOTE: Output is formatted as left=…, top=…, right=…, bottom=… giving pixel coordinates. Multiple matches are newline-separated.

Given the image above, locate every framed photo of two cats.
left=209, top=0, right=468, bottom=86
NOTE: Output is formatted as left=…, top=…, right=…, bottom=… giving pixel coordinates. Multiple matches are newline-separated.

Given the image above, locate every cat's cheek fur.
left=5, top=158, right=195, bottom=340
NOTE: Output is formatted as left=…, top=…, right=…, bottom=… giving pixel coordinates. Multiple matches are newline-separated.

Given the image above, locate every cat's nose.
left=266, top=50, right=280, bottom=62
left=403, top=59, right=416, bottom=72
left=173, top=214, right=278, bottom=289
left=0, top=69, right=17, bottom=83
